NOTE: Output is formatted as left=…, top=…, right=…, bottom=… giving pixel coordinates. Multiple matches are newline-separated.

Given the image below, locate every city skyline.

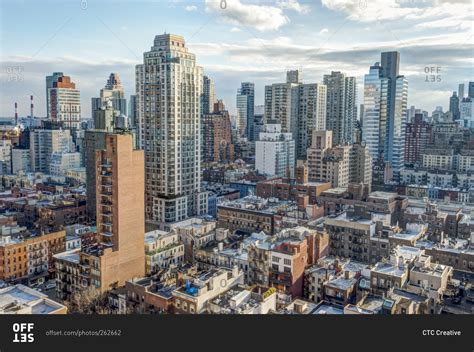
left=1, top=0, right=473, bottom=118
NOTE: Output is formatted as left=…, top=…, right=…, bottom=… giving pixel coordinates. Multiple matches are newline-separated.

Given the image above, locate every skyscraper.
left=202, top=101, right=234, bottom=163
left=255, top=124, right=295, bottom=178
left=458, top=83, right=465, bottom=100
left=46, top=72, right=64, bottom=119
left=55, top=132, right=145, bottom=296
left=136, top=34, right=207, bottom=224
left=236, top=82, right=255, bottom=141
left=361, top=52, right=408, bottom=175
left=468, top=81, right=474, bottom=98
left=201, top=76, right=216, bottom=116
left=324, top=71, right=357, bottom=146
left=449, top=92, right=460, bottom=120
left=84, top=102, right=122, bottom=219
left=265, top=71, right=326, bottom=158
left=47, top=75, right=81, bottom=129
left=91, top=73, right=127, bottom=117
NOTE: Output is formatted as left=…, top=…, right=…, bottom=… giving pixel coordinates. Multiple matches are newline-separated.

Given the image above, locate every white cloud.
left=185, top=5, right=197, bottom=12
left=321, top=0, right=473, bottom=31
left=318, top=28, right=329, bottom=35
left=277, top=0, right=311, bottom=14
left=230, top=27, right=241, bottom=32
left=205, top=0, right=289, bottom=32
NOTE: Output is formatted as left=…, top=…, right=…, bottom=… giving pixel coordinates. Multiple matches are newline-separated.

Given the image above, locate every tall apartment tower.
left=202, top=101, right=234, bottom=163
left=404, top=113, right=432, bottom=166
left=324, top=71, right=357, bottom=146
left=236, top=82, right=255, bottom=141
left=202, top=76, right=216, bottom=116
left=255, top=124, right=295, bottom=178
left=91, top=73, right=127, bottom=117
left=84, top=103, right=120, bottom=220
left=55, top=133, right=145, bottom=297
left=47, top=75, right=81, bottom=129
left=361, top=52, right=408, bottom=175
left=136, top=34, right=207, bottom=223
left=265, top=71, right=326, bottom=158
left=46, top=72, right=64, bottom=119
left=29, top=128, right=74, bottom=173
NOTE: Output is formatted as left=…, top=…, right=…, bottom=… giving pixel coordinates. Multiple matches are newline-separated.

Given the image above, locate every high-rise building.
left=255, top=124, right=295, bottom=178
left=460, top=97, right=474, bottom=128
left=265, top=71, right=326, bottom=158
left=29, top=128, right=74, bottom=173
left=202, top=76, right=216, bottom=116
left=307, top=130, right=371, bottom=188
left=306, top=130, right=350, bottom=188
left=0, top=140, right=12, bottom=175
left=468, top=81, right=474, bottom=98
left=202, top=101, right=234, bottom=163
left=84, top=103, right=121, bottom=220
left=297, top=83, right=327, bottom=157
left=236, top=82, right=255, bottom=141
left=129, top=94, right=138, bottom=130
left=404, top=113, right=432, bottom=166
left=458, top=83, right=465, bottom=100
left=449, top=91, right=460, bottom=120
left=324, top=71, right=357, bottom=146
left=136, top=34, right=207, bottom=223
left=361, top=52, right=408, bottom=175
left=91, top=73, right=127, bottom=117
left=47, top=75, right=81, bottom=129
left=55, top=133, right=145, bottom=296
left=46, top=72, right=64, bottom=119
left=349, top=142, right=372, bottom=187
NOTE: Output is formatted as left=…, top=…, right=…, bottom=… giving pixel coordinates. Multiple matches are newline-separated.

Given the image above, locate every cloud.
left=321, top=0, right=473, bottom=31
left=277, top=0, right=311, bottom=14
left=230, top=27, right=241, bottom=32
left=205, top=0, right=289, bottom=32
left=185, top=5, right=197, bottom=12
left=318, top=28, right=329, bottom=35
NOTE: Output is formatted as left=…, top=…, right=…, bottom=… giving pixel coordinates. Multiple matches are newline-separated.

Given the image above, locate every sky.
left=0, top=0, right=473, bottom=118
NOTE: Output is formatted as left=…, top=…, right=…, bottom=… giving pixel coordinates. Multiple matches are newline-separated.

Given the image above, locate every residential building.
left=255, top=124, right=295, bottom=178
left=29, top=128, right=74, bottom=174
left=202, top=101, right=234, bottom=163
left=324, top=71, right=357, bottom=145
left=201, top=75, right=216, bottom=116
left=0, top=284, right=67, bottom=314
left=55, top=133, right=145, bottom=297
left=144, top=230, right=184, bottom=274
left=91, top=73, right=127, bottom=116
left=47, top=75, right=81, bottom=129
left=404, top=113, right=432, bottom=166
left=136, top=34, right=208, bottom=223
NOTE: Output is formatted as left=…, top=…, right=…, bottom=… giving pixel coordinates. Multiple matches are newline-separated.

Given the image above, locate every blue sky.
left=1, top=0, right=473, bottom=117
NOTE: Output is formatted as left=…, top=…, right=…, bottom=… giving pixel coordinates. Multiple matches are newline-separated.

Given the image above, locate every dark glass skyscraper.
left=237, top=82, right=255, bottom=141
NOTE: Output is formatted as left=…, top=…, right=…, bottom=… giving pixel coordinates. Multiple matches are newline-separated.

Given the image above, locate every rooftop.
left=0, top=284, right=66, bottom=314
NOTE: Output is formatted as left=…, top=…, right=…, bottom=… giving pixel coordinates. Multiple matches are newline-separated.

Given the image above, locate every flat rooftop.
left=0, top=284, right=65, bottom=314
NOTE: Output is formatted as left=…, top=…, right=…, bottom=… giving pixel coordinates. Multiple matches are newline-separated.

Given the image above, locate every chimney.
left=14, top=102, right=18, bottom=125
left=30, top=95, right=34, bottom=119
